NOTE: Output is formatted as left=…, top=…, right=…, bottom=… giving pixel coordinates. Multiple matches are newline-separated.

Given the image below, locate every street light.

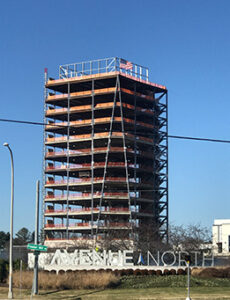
left=3, top=142, right=14, bottom=299
left=185, top=255, right=192, bottom=300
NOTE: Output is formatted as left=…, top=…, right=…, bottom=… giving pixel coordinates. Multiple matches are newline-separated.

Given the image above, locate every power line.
left=0, top=118, right=44, bottom=127
left=167, top=135, right=230, bottom=144
left=1, top=117, right=230, bottom=144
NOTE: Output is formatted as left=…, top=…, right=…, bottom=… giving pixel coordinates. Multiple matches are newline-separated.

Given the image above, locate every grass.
left=12, top=270, right=119, bottom=289
left=1, top=286, right=230, bottom=299
left=1, top=272, right=230, bottom=299
left=12, top=271, right=230, bottom=290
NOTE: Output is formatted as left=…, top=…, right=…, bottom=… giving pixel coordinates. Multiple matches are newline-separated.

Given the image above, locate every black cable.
left=1, top=117, right=230, bottom=144
left=0, top=118, right=44, bottom=126
left=167, top=135, right=230, bottom=144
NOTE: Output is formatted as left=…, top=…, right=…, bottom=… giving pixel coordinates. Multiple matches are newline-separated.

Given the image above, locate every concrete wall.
left=213, top=219, right=230, bottom=255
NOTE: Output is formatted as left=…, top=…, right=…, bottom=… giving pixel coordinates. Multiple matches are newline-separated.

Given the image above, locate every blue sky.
left=1, top=0, right=230, bottom=234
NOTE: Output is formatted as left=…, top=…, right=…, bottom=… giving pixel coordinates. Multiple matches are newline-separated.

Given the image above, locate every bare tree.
left=168, top=223, right=212, bottom=253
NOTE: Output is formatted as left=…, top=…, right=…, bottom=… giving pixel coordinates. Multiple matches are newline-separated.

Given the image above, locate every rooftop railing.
left=59, top=57, right=149, bottom=81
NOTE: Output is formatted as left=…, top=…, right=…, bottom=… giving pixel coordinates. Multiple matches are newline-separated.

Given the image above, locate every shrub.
left=133, top=269, right=141, bottom=276
left=126, top=269, right=133, bottom=275
left=170, top=269, right=176, bottom=275
left=0, top=259, right=8, bottom=282
left=105, top=269, right=112, bottom=273
left=140, top=269, right=149, bottom=276
left=192, top=267, right=226, bottom=278
left=13, top=259, right=27, bottom=271
left=223, top=267, right=230, bottom=278
left=177, top=268, right=186, bottom=275
left=163, top=269, right=170, bottom=275
left=113, top=269, right=120, bottom=276
left=78, top=270, right=87, bottom=275
left=148, top=269, right=156, bottom=276
left=191, top=268, right=201, bottom=276
left=156, top=270, right=162, bottom=276
left=119, top=269, right=132, bottom=276
left=119, top=269, right=127, bottom=276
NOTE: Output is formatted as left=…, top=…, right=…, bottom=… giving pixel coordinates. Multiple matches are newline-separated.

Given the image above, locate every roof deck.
left=46, top=57, right=166, bottom=93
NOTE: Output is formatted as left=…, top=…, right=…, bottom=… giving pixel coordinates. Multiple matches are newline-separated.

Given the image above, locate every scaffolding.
left=42, top=57, right=168, bottom=249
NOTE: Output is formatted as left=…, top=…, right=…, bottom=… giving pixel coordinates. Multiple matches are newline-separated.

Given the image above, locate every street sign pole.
left=33, top=180, right=40, bottom=295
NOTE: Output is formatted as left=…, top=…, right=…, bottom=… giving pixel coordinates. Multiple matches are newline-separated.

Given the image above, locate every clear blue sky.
left=1, top=0, right=230, bottom=234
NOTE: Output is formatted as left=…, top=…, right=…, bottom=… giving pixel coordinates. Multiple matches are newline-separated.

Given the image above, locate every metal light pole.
left=3, top=142, right=14, bottom=299
left=186, top=261, right=192, bottom=300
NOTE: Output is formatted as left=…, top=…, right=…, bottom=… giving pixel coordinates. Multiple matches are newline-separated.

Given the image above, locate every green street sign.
left=27, top=244, right=48, bottom=252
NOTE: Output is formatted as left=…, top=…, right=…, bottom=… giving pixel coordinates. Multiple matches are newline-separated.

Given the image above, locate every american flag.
left=120, top=59, right=133, bottom=70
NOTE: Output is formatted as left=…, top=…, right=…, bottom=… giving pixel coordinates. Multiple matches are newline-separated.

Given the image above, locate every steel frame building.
left=42, top=57, right=168, bottom=248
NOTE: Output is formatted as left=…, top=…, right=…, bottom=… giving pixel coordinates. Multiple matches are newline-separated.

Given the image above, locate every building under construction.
left=43, top=57, right=168, bottom=248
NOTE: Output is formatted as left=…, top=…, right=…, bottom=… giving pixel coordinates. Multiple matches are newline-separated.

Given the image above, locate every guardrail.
left=46, top=102, right=154, bottom=116
left=45, top=117, right=155, bottom=130
left=45, top=222, right=132, bottom=228
left=45, top=147, right=153, bottom=159
left=46, top=132, right=153, bottom=144
left=46, top=87, right=155, bottom=103
left=45, top=192, right=129, bottom=199
left=59, top=57, right=149, bottom=82
left=46, top=162, right=136, bottom=171
left=45, top=177, right=136, bottom=185
left=45, top=207, right=131, bottom=214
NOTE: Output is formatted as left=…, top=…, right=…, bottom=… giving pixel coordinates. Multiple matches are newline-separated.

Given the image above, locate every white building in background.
left=212, top=219, right=230, bottom=255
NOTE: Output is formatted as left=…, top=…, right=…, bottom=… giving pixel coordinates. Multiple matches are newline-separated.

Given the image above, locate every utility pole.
left=33, top=180, right=40, bottom=295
